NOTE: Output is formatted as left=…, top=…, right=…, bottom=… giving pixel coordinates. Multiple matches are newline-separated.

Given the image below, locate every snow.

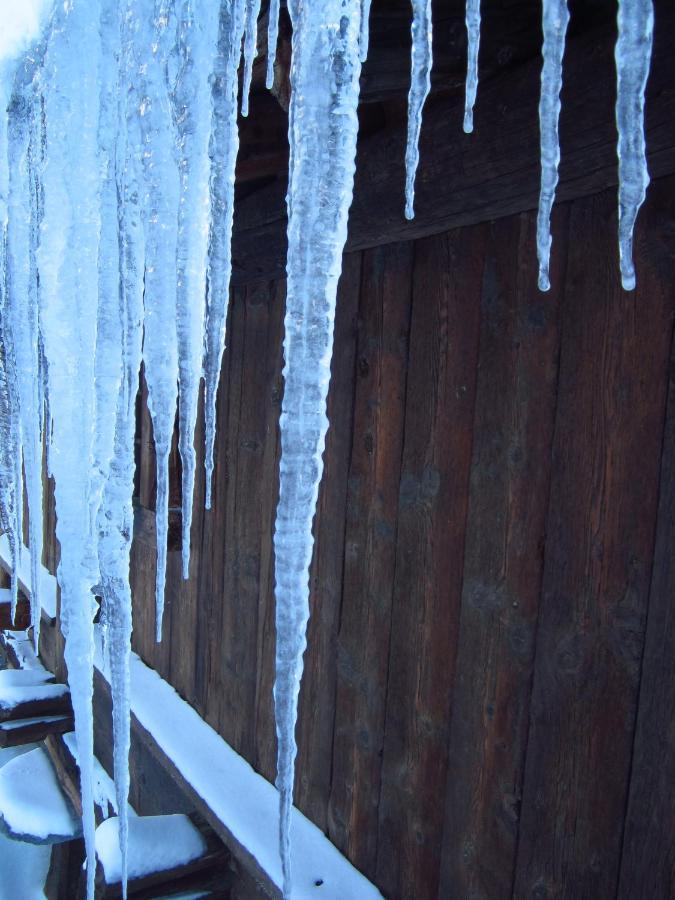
left=0, top=745, right=80, bottom=843
left=63, top=732, right=136, bottom=822
left=405, top=0, right=432, bottom=219
left=0, top=713, right=69, bottom=731
left=0, top=535, right=57, bottom=622
left=0, top=744, right=51, bottom=900
left=0, top=667, right=53, bottom=688
left=463, top=0, right=481, bottom=133
left=536, top=0, right=569, bottom=291
left=0, top=681, right=68, bottom=711
left=97, top=645, right=383, bottom=900
left=95, top=814, right=206, bottom=883
left=615, top=0, right=653, bottom=291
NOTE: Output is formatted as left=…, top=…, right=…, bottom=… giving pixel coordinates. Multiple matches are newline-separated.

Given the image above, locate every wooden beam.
left=0, top=714, right=73, bottom=748
left=231, top=8, right=675, bottom=285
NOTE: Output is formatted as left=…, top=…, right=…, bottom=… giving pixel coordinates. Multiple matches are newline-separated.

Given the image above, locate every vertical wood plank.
left=616, top=176, right=675, bottom=900
left=375, top=226, right=484, bottom=899
left=513, top=184, right=673, bottom=899
left=294, top=251, right=362, bottom=830
left=327, top=241, right=413, bottom=878
left=438, top=207, right=567, bottom=899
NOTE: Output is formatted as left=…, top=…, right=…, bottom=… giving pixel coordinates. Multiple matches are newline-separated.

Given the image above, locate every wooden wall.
left=53, top=173, right=673, bottom=899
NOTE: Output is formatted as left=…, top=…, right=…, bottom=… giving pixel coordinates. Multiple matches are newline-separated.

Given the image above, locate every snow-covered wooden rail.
left=0, top=540, right=382, bottom=899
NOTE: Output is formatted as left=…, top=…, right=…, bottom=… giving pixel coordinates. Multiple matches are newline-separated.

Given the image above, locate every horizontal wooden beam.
left=231, top=9, right=675, bottom=285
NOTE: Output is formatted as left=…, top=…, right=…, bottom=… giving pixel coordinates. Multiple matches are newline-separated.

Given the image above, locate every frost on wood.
left=463, top=0, right=481, bottom=133
left=536, top=0, right=569, bottom=292
left=405, top=0, right=432, bottom=219
left=615, top=0, right=653, bottom=291
left=273, top=1, right=362, bottom=894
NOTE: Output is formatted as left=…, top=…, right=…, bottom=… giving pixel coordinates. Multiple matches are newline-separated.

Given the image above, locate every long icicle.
left=203, top=0, right=247, bottom=509
left=173, top=0, right=221, bottom=580
left=404, top=0, right=433, bottom=220
left=615, top=0, right=653, bottom=291
left=265, top=0, right=280, bottom=88
left=463, top=0, right=481, bottom=133
left=536, top=0, right=569, bottom=292
left=273, top=2, right=363, bottom=895
left=38, top=2, right=105, bottom=896
left=241, top=0, right=261, bottom=117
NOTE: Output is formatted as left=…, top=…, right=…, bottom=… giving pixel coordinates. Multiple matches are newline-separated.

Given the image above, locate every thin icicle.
left=615, top=0, right=653, bottom=291
left=265, top=0, right=280, bottom=89
left=463, top=0, right=480, bottom=133
left=172, top=0, right=221, bottom=580
left=241, top=0, right=261, bottom=117
left=536, top=0, right=569, bottom=292
left=38, top=2, right=105, bottom=897
left=404, top=0, right=432, bottom=220
left=203, top=0, right=247, bottom=509
left=132, top=0, right=180, bottom=640
left=274, top=2, right=363, bottom=895
left=359, top=0, right=373, bottom=63
left=6, top=69, right=43, bottom=647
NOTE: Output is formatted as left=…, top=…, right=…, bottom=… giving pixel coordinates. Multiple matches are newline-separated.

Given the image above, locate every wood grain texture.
left=327, top=242, right=413, bottom=877
left=439, top=208, right=568, bottom=899
left=375, top=226, right=485, bottom=899
left=513, top=182, right=674, bottom=899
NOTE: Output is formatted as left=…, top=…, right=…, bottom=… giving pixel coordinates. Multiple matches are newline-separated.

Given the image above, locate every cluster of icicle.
left=0, top=0, right=655, bottom=898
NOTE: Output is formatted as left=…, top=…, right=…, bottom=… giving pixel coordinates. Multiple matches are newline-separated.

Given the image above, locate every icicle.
left=38, top=2, right=107, bottom=896
left=265, top=0, right=280, bottom=89
left=131, top=0, right=180, bottom=641
left=241, top=0, right=261, bottom=117
left=6, top=70, right=44, bottom=647
left=0, top=81, right=20, bottom=621
left=273, top=3, right=363, bottom=895
left=203, top=0, right=247, bottom=509
left=405, top=0, right=432, bottom=220
left=359, top=0, right=373, bottom=63
left=536, top=0, right=569, bottom=292
left=463, top=0, right=480, bottom=133
left=615, top=0, right=653, bottom=291
left=172, top=0, right=221, bottom=580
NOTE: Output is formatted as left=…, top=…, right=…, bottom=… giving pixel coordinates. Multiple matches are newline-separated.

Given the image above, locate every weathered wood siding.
left=37, top=175, right=675, bottom=899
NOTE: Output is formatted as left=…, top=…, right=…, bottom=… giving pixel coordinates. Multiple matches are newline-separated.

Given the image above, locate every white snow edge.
left=0, top=540, right=382, bottom=899
left=0, top=536, right=57, bottom=621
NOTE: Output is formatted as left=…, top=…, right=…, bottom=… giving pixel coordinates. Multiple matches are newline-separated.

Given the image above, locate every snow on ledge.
left=0, top=536, right=58, bottom=622
left=96, top=814, right=206, bottom=884
left=0, top=540, right=382, bottom=899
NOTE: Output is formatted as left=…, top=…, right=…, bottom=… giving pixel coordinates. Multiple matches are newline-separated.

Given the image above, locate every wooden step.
left=0, top=714, right=74, bottom=748
left=0, top=674, right=71, bottom=723
left=0, top=588, right=31, bottom=630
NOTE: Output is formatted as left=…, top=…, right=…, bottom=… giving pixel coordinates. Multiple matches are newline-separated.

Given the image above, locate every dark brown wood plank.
left=616, top=178, right=675, bottom=900
left=375, top=225, right=485, bottom=899
left=438, top=206, right=567, bottom=899
left=0, top=714, right=73, bottom=747
left=231, top=6, right=675, bottom=285
left=327, top=242, right=413, bottom=877
left=293, top=252, right=361, bottom=831
left=513, top=181, right=675, bottom=898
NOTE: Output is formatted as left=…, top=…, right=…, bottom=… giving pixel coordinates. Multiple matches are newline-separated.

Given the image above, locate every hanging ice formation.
left=615, top=0, right=653, bottom=291
left=273, top=2, right=363, bottom=894
left=536, top=0, right=569, bottom=292
left=0, top=2, right=660, bottom=899
left=463, top=0, right=481, bottom=133
left=405, top=0, right=433, bottom=219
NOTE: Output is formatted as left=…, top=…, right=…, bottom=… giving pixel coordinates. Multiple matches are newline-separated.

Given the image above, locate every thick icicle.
left=273, top=3, right=363, bottom=895
left=132, top=0, right=180, bottom=640
left=95, top=6, right=146, bottom=895
left=536, top=0, right=569, bottom=292
left=615, top=0, right=653, bottom=291
left=241, top=0, right=261, bottom=117
left=203, top=0, right=246, bottom=509
left=6, top=68, right=43, bottom=646
left=0, top=79, right=20, bottom=621
left=405, top=0, right=432, bottom=220
left=265, top=0, right=280, bottom=89
left=172, top=0, right=221, bottom=579
left=463, top=0, right=480, bottom=133
left=37, top=2, right=106, bottom=897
